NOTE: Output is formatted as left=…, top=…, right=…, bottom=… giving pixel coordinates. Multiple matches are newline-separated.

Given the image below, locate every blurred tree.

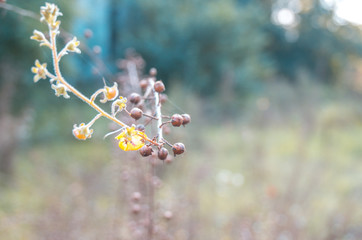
left=264, top=0, right=362, bottom=82
left=110, top=0, right=274, bottom=95
left=108, top=0, right=362, bottom=95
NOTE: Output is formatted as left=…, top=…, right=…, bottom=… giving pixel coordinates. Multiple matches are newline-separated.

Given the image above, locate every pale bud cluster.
left=40, top=2, right=62, bottom=32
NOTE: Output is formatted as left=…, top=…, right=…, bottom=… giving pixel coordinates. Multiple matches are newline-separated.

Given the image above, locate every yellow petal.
left=115, top=131, right=126, bottom=140
left=35, top=60, right=41, bottom=68
left=116, top=128, right=147, bottom=151
left=119, top=139, right=145, bottom=151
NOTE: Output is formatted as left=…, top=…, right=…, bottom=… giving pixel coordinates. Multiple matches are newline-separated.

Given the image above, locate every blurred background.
left=1, top=0, right=362, bottom=239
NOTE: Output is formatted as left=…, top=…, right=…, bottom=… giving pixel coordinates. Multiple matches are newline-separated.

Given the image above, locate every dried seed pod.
left=139, top=79, right=148, bottom=89
left=154, top=80, right=165, bottom=93
left=158, top=147, right=168, bottom=160
left=150, top=68, right=157, bottom=76
left=132, top=192, right=142, bottom=202
left=129, top=93, right=141, bottom=104
left=139, top=145, right=153, bottom=157
left=181, top=114, right=191, bottom=126
left=172, top=142, right=185, bottom=156
left=163, top=211, right=173, bottom=220
left=165, top=156, right=173, bottom=164
left=130, top=108, right=143, bottom=120
left=171, top=114, right=183, bottom=127
left=136, top=124, right=145, bottom=132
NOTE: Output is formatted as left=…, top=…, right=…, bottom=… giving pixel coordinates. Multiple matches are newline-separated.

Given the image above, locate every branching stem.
left=48, top=28, right=159, bottom=145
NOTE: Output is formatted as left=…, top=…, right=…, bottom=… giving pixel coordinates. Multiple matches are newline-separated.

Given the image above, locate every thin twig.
left=0, top=3, right=39, bottom=19
left=149, top=80, right=163, bottom=143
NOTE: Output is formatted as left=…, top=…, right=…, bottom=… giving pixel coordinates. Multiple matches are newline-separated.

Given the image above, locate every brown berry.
left=154, top=81, right=165, bottom=93
left=158, top=147, right=168, bottom=160
left=171, top=114, right=183, bottom=127
left=163, top=125, right=171, bottom=135
left=130, top=108, right=143, bottom=120
left=129, top=93, right=141, bottom=104
left=84, top=29, right=93, bottom=38
left=172, top=142, right=185, bottom=156
left=93, top=45, right=102, bottom=54
left=150, top=68, right=157, bottom=76
left=136, top=124, right=145, bottom=132
left=116, top=59, right=127, bottom=69
left=132, top=192, right=142, bottom=202
left=139, top=79, right=148, bottom=89
left=165, top=156, right=173, bottom=164
left=139, top=145, right=153, bottom=157
left=159, top=94, right=168, bottom=104
left=181, top=114, right=191, bottom=126
left=163, top=211, right=173, bottom=220
left=132, top=204, right=141, bottom=214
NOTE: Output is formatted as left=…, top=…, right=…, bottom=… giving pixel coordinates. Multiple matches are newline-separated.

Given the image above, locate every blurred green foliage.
left=1, top=0, right=362, bottom=108
left=113, top=0, right=273, bottom=95
left=110, top=0, right=362, bottom=94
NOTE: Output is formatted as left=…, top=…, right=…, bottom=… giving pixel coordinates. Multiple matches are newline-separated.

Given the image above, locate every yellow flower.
left=115, top=126, right=146, bottom=151
left=30, top=30, right=45, bottom=42
left=111, top=96, right=127, bottom=116
left=51, top=83, right=70, bottom=98
left=31, top=60, right=47, bottom=83
left=30, top=30, right=51, bottom=48
left=72, top=123, right=93, bottom=140
left=65, top=37, right=81, bottom=54
left=100, top=82, right=118, bottom=103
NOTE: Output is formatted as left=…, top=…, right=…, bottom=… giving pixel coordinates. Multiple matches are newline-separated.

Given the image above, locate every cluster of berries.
left=124, top=68, right=191, bottom=160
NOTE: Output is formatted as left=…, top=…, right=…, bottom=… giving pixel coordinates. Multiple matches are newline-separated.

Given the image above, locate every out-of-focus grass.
left=1, top=83, right=362, bottom=239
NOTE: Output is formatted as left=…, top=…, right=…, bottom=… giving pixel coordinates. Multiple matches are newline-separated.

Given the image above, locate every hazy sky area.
left=322, top=0, right=362, bottom=25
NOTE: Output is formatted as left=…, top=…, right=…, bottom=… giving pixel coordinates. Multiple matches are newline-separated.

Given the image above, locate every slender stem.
left=149, top=80, right=163, bottom=143
left=86, top=113, right=102, bottom=127
left=147, top=159, right=155, bottom=240
left=103, top=127, right=125, bottom=139
left=162, top=138, right=173, bottom=148
left=143, top=113, right=158, bottom=120
left=159, top=120, right=171, bottom=128
left=136, top=133, right=159, bottom=146
left=126, top=61, right=140, bottom=92
left=50, top=29, right=126, bottom=127
left=0, top=3, right=39, bottom=19
left=138, top=80, right=153, bottom=106
left=45, top=71, right=56, bottom=80
left=57, top=47, right=67, bottom=61
left=90, top=89, right=105, bottom=102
